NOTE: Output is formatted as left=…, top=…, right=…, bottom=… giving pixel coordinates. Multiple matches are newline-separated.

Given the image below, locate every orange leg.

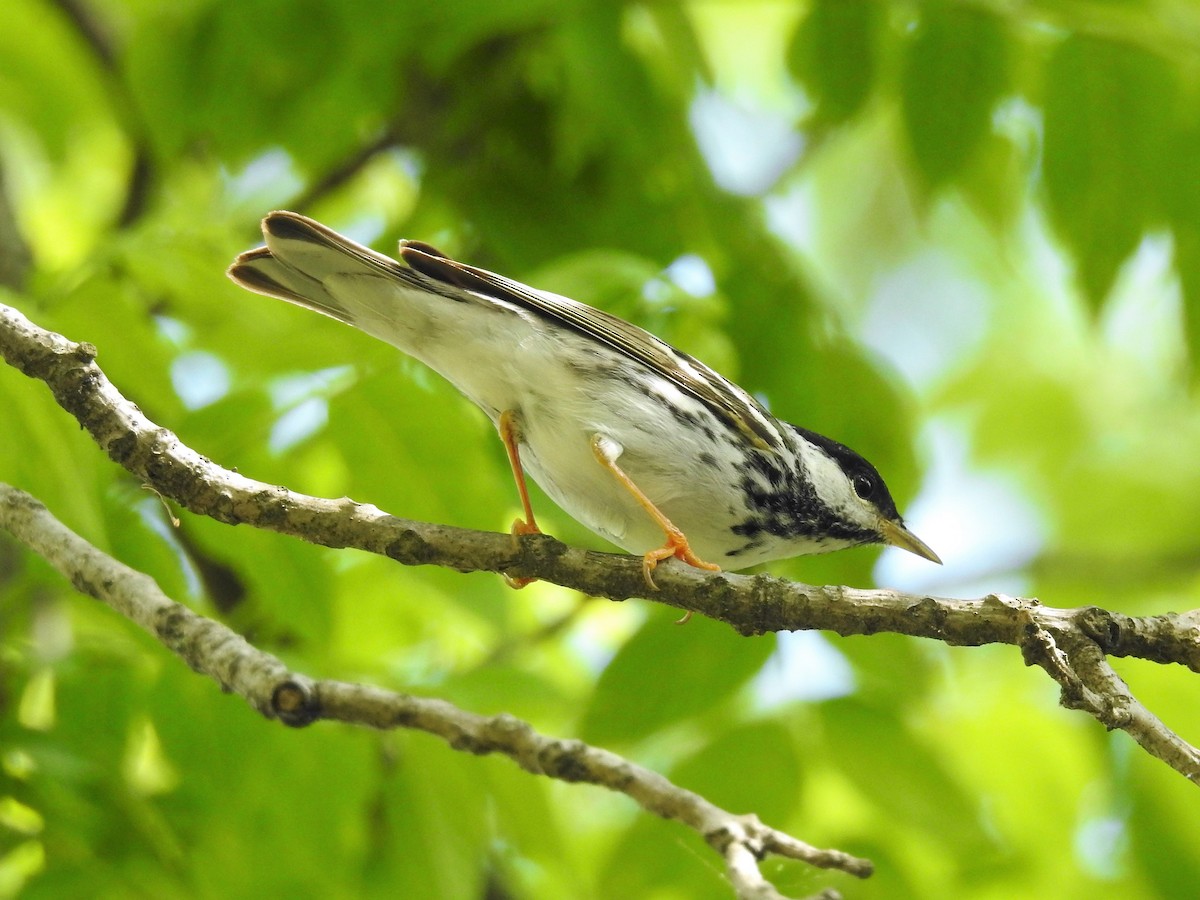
left=499, top=410, right=541, bottom=536
left=590, top=435, right=719, bottom=617
left=499, top=410, right=541, bottom=589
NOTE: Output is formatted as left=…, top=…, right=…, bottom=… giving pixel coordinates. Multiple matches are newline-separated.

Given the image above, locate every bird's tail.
left=227, top=211, right=430, bottom=329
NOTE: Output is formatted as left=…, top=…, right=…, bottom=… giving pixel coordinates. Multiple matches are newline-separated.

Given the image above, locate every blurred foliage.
left=2, top=0, right=1200, bottom=897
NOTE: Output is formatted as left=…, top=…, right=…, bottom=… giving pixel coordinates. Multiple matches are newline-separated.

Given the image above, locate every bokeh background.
left=3, top=0, right=1200, bottom=897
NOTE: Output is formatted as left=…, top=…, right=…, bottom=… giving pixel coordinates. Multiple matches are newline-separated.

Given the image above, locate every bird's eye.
left=852, top=474, right=874, bottom=499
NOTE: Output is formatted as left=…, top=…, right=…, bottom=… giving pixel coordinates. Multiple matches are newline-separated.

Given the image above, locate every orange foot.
left=642, top=528, right=721, bottom=625
left=588, top=435, right=721, bottom=622
left=504, top=517, right=543, bottom=589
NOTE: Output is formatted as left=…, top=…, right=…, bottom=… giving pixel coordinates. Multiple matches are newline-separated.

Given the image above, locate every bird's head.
left=792, top=426, right=941, bottom=564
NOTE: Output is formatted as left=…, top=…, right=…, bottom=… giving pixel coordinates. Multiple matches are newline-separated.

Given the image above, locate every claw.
left=640, top=531, right=720, bottom=590
left=640, top=529, right=719, bottom=623
left=505, top=516, right=541, bottom=588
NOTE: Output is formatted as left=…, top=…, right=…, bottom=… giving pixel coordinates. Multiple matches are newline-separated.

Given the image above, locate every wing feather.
left=400, top=244, right=783, bottom=451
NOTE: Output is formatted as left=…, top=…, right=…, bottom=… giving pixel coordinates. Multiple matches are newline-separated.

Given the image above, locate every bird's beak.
left=879, top=518, right=942, bottom=564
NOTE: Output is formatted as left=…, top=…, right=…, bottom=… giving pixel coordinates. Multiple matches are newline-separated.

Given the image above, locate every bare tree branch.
left=0, top=482, right=872, bottom=897
left=2, top=298, right=1200, bottom=787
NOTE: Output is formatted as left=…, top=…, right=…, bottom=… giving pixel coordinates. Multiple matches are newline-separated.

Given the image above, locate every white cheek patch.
left=801, top=445, right=877, bottom=530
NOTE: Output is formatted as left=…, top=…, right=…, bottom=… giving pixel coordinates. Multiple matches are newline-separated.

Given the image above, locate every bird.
left=228, top=211, right=940, bottom=595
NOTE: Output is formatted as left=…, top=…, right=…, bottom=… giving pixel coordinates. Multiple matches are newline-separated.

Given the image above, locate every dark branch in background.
left=287, top=42, right=531, bottom=217
left=0, top=166, right=32, bottom=289
left=49, top=0, right=156, bottom=228
left=288, top=126, right=401, bottom=214
left=284, top=56, right=466, bottom=215
left=0, top=483, right=871, bottom=899
left=50, top=0, right=115, bottom=67
left=2, top=299, right=1200, bottom=789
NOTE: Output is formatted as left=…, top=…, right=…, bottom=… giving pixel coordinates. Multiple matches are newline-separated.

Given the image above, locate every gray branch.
left=2, top=299, right=1199, bottom=787
left=0, top=482, right=871, bottom=897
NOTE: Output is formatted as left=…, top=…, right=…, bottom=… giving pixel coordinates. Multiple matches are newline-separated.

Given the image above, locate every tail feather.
left=227, top=221, right=356, bottom=324
left=259, top=212, right=411, bottom=281
left=229, top=256, right=353, bottom=323
left=228, top=211, right=490, bottom=348
left=228, top=211, right=425, bottom=326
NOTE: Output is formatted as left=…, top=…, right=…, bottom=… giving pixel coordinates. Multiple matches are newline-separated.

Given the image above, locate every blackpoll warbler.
left=229, top=212, right=940, bottom=589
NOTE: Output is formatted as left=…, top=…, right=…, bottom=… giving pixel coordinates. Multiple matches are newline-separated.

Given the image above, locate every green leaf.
left=835, top=633, right=937, bottom=704
left=1177, top=224, right=1200, bottom=369
left=1043, top=35, right=1178, bottom=305
left=365, top=733, right=491, bottom=898
left=600, top=722, right=803, bottom=897
left=181, top=515, right=334, bottom=647
left=148, top=665, right=377, bottom=897
left=671, top=719, right=802, bottom=825
left=126, top=0, right=412, bottom=168
left=0, top=0, right=115, bottom=161
left=39, top=265, right=183, bottom=422
left=822, top=698, right=993, bottom=853
left=900, top=3, right=1009, bottom=189
left=1159, top=118, right=1200, bottom=367
left=1129, top=749, right=1200, bottom=896
left=788, top=0, right=882, bottom=125
left=579, top=609, right=775, bottom=746
left=598, top=809, right=721, bottom=898
left=442, top=664, right=570, bottom=725
left=328, top=368, right=511, bottom=532
left=958, top=129, right=1027, bottom=236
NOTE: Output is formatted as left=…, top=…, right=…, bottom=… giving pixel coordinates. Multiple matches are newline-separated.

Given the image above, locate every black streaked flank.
left=731, top=428, right=881, bottom=547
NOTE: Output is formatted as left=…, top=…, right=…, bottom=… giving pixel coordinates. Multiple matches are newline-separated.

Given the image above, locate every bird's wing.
left=400, top=242, right=783, bottom=452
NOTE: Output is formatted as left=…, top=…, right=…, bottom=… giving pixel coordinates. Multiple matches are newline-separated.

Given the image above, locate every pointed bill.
left=879, top=518, right=942, bottom=564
